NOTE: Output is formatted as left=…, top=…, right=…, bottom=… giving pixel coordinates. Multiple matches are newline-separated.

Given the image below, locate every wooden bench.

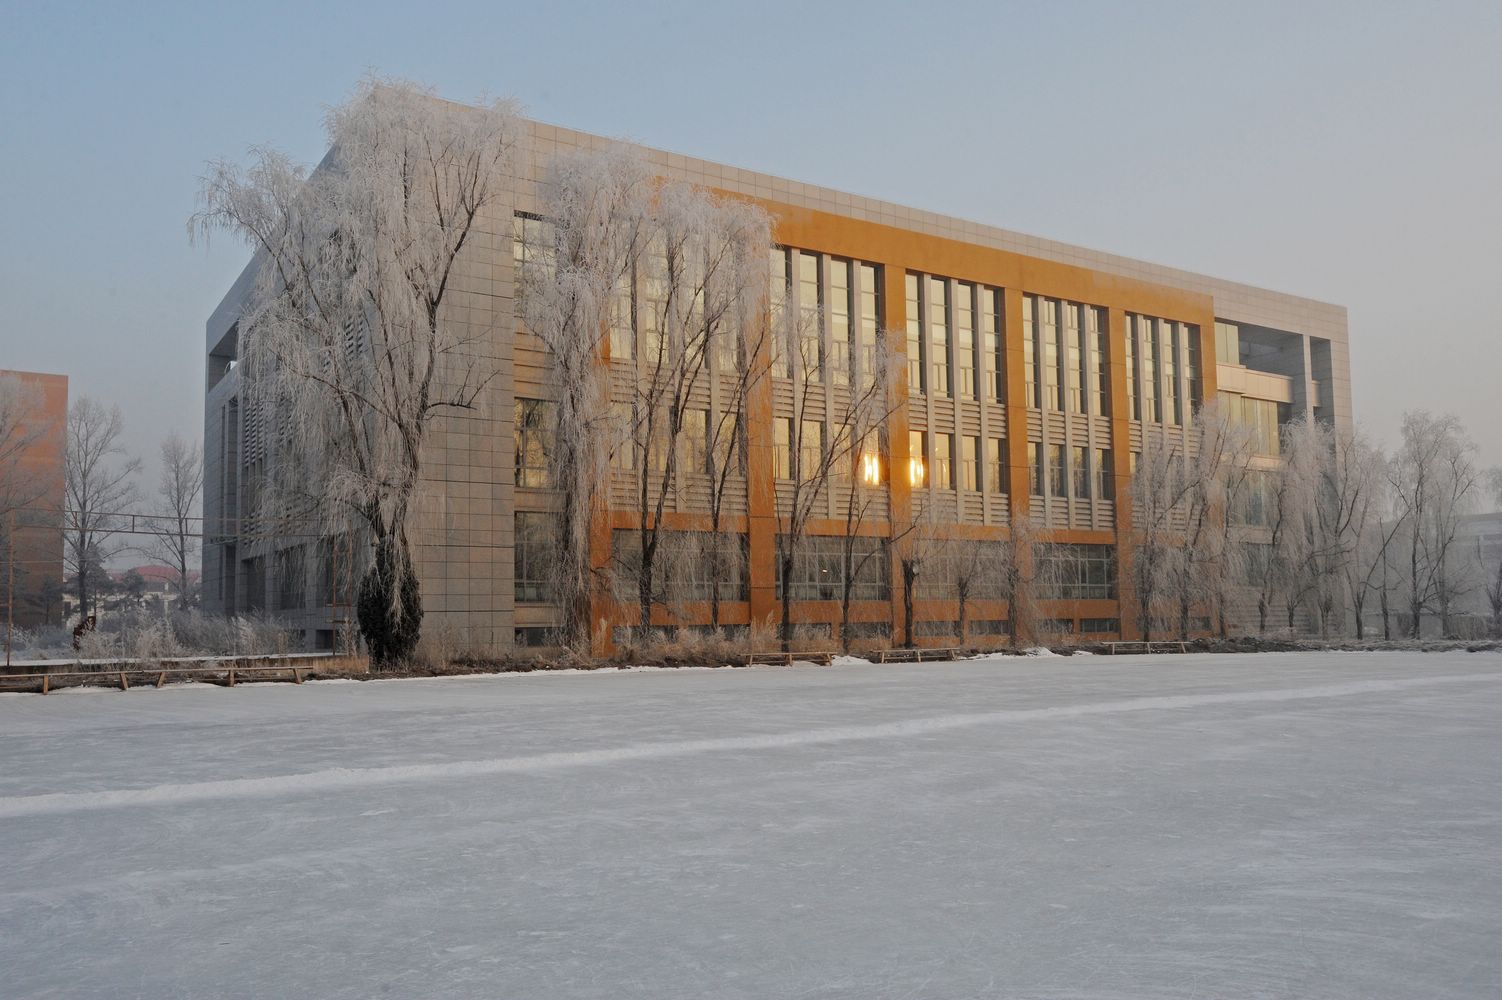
left=742, top=650, right=837, bottom=666
left=874, top=647, right=966, bottom=663
left=1103, top=640, right=1191, bottom=655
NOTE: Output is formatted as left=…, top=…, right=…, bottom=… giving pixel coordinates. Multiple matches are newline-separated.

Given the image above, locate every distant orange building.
left=1, top=370, right=67, bottom=628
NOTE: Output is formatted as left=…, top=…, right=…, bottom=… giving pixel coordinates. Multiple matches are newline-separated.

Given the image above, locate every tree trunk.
left=1258, top=595, right=1268, bottom=635
left=779, top=552, right=795, bottom=653
left=901, top=560, right=916, bottom=648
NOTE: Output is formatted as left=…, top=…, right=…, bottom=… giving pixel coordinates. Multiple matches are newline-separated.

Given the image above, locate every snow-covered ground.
left=2, top=652, right=1499, bottom=999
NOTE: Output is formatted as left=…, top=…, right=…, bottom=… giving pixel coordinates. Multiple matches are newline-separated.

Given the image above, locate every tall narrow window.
left=1047, top=443, right=1065, bottom=497
left=798, top=251, right=824, bottom=383
left=1142, top=316, right=1159, bottom=423
left=610, top=401, right=635, bottom=470
left=960, top=435, right=980, bottom=491
left=906, top=273, right=924, bottom=393
left=1093, top=448, right=1114, bottom=501
left=1064, top=303, right=1084, bottom=413
left=609, top=272, right=634, bottom=362
left=1164, top=321, right=1180, bottom=426
left=683, top=408, right=711, bottom=475
left=830, top=258, right=852, bottom=387
left=982, top=287, right=1004, bottom=401
left=1028, top=442, right=1043, bottom=496
left=1125, top=315, right=1139, bottom=421
left=1042, top=298, right=1060, bottom=410
left=640, top=241, right=669, bottom=365
left=1088, top=307, right=1108, bottom=416
left=1023, top=295, right=1037, bottom=408
left=1071, top=445, right=1089, bottom=499
left=955, top=282, right=976, bottom=398
left=933, top=432, right=955, bottom=490
left=773, top=417, right=792, bottom=480
left=799, top=419, right=824, bottom=483
left=909, top=429, right=928, bottom=487
left=928, top=276, right=950, bottom=398
left=859, top=264, right=881, bottom=389
left=989, top=437, right=1008, bottom=494
left=1186, top=325, right=1202, bottom=412
left=770, top=248, right=790, bottom=378
left=514, top=398, right=554, bottom=488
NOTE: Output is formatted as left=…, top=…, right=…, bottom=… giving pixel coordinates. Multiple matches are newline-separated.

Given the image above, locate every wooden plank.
left=119, top=671, right=129, bottom=691
left=156, top=671, right=166, bottom=688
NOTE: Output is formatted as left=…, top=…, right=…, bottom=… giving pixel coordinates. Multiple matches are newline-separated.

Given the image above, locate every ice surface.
left=2, top=651, right=1500, bottom=998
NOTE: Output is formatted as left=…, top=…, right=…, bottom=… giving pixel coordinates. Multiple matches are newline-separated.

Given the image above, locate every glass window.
left=859, top=264, right=881, bottom=389
left=1037, top=543, right=1117, bottom=600
left=909, top=429, right=927, bottom=487
left=1125, top=315, right=1139, bottom=421
left=1093, top=448, right=1114, bottom=501
left=770, top=248, right=790, bottom=378
left=830, top=258, right=851, bottom=387
left=906, top=273, right=924, bottom=393
left=514, top=398, right=554, bottom=488
left=776, top=535, right=889, bottom=602
left=1023, top=295, right=1038, bottom=408
left=1142, top=316, right=1160, bottom=423
left=1214, top=321, right=1240, bottom=366
left=774, top=417, right=793, bottom=480
left=1028, top=441, right=1042, bottom=496
left=960, top=435, right=980, bottom=491
left=982, top=287, right=1004, bottom=401
left=928, top=276, right=950, bottom=398
left=1042, top=298, right=1060, bottom=410
left=798, top=251, right=824, bottom=383
left=1047, top=443, right=1065, bottom=497
left=609, top=271, right=634, bottom=361
left=1186, top=325, right=1202, bottom=411
left=1064, top=303, right=1084, bottom=413
left=1071, top=445, right=1089, bottom=499
left=933, top=431, right=954, bottom=490
left=1089, top=307, right=1108, bottom=416
left=511, top=213, right=556, bottom=321
left=955, top=282, right=976, bottom=398
left=989, top=437, right=1008, bottom=494
left=799, top=418, right=824, bottom=483
left=1164, top=321, right=1181, bottom=426
left=514, top=511, right=557, bottom=603
left=682, top=408, right=711, bottom=476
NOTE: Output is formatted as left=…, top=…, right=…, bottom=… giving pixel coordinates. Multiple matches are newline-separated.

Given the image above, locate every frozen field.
left=2, top=652, right=1500, bottom=999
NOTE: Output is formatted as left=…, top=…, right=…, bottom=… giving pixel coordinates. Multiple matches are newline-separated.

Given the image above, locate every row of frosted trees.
left=1130, top=404, right=1496, bottom=641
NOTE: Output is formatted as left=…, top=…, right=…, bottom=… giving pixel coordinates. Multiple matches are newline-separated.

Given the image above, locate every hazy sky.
left=2, top=0, right=1499, bottom=496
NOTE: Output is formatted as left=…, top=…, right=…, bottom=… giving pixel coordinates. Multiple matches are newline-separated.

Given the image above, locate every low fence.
left=0, top=653, right=369, bottom=694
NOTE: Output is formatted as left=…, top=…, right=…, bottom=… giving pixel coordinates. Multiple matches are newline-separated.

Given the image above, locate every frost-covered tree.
left=1388, top=411, right=1479, bottom=637
left=523, top=147, right=653, bottom=649
left=191, top=79, right=522, bottom=665
left=1167, top=400, right=1257, bottom=639
left=1481, top=468, right=1502, bottom=636
left=772, top=277, right=894, bottom=650
left=610, top=182, right=770, bottom=633
left=150, top=432, right=203, bottom=610
left=1339, top=432, right=1397, bottom=640
left=64, top=397, right=141, bottom=622
left=1128, top=427, right=1194, bottom=641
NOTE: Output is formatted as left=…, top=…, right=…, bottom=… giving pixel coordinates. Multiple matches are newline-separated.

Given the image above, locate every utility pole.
left=6, top=509, right=14, bottom=669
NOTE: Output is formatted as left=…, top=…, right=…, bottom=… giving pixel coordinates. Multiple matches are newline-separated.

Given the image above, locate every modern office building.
left=202, top=112, right=1352, bottom=652
left=0, top=369, right=67, bottom=628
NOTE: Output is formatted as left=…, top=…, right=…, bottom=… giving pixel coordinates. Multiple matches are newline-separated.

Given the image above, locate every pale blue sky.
left=2, top=0, right=1499, bottom=482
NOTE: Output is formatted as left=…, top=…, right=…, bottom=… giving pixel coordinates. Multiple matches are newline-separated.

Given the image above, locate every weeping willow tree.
left=191, top=78, right=522, bottom=665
